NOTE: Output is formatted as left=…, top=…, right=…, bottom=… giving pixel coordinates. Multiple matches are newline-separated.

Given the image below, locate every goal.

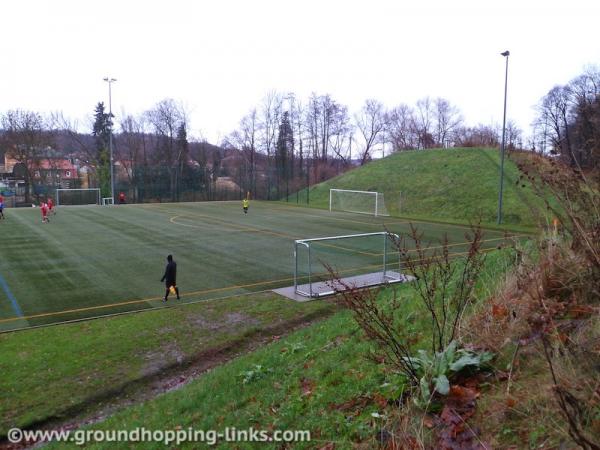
left=294, top=232, right=405, bottom=298
left=56, top=188, right=101, bottom=206
left=329, top=189, right=389, bottom=216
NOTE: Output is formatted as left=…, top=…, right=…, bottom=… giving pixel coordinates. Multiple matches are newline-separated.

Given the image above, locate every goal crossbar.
left=294, top=231, right=403, bottom=298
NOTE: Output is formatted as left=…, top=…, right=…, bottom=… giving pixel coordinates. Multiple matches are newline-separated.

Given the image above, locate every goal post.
left=329, top=189, right=389, bottom=216
left=55, top=188, right=101, bottom=206
left=294, top=231, right=404, bottom=298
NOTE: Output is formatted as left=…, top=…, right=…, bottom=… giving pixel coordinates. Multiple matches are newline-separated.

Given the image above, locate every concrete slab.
left=273, top=271, right=415, bottom=301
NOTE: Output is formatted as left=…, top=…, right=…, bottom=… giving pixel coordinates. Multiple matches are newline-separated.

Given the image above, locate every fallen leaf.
left=300, top=377, right=316, bottom=397
left=423, top=415, right=435, bottom=429
left=374, top=392, right=388, bottom=408
left=492, top=303, right=509, bottom=319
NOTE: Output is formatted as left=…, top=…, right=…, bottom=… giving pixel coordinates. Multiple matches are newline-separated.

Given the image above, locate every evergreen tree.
left=92, top=102, right=112, bottom=197
left=175, top=123, right=189, bottom=200
left=276, top=111, right=294, bottom=199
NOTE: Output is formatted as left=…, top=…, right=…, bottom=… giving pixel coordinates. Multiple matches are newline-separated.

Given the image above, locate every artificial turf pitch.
left=0, top=201, right=514, bottom=332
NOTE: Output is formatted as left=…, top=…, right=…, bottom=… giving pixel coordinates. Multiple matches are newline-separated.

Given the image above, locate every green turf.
left=0, top=201, right=516, bottom=331
left=0, top=292, right=335, bottom=436
left=41, top=248, right=517, bottom=449
left=294, top=147, right=546, bottom=227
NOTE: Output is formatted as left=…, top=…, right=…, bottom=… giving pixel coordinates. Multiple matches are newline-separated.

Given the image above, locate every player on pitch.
left=40, top=201, right=50, bottom=223
left=242, top=192, right=250, bottom=214
left=47, top=197, right=56, bottom=215
left=0, top=193, right=5, bottom=220
left=160, top=254, right=180, bottom=302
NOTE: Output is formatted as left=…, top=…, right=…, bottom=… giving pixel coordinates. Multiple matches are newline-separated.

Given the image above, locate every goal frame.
left=55, top=188, right=101, bottom=206
left=293, top=231, right=402, bottom=298
left=329, top=189, right=389, bottom=217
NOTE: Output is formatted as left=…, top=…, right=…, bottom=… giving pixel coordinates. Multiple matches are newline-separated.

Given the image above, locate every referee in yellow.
left=242, top=197, right=249, bottom=214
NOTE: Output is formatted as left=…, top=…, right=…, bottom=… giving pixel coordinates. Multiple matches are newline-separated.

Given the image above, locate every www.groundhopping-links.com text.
left=7, top=426, right=311, bottom=446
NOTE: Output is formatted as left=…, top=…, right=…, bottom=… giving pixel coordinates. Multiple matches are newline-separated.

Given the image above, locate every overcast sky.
left=1, top=0, right=599, bottom=145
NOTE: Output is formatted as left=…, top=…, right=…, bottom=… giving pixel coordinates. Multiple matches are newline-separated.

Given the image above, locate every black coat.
left=161, top=261, right=177, bottom=285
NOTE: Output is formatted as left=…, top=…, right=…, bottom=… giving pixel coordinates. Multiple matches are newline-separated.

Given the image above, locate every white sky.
left=1, top=0, right=599, bottom=144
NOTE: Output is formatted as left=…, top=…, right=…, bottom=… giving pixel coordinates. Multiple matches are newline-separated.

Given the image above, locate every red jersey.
left=0, top=195, right=4, bottom=204
left=48, top=198, right=54, bottom=209
left=41, top=203, right=48, bottom=216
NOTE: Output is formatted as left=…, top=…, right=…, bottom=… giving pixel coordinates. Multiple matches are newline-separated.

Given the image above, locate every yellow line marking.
left=0, top=246, right=502, bottom=325
left=0, top=277, right=296, bottom=324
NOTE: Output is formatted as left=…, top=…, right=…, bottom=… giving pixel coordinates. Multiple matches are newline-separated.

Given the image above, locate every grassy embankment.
left=46, top=249, right=518, bottom=449
left=294, top=147, right=546, bottom=230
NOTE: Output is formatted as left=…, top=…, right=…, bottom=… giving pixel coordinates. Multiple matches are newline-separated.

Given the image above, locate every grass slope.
left=40, top=249, right=519, bottom=449
left=0, top=293, right=335, bottom=436
left=299, top=148, right=544, bottom=227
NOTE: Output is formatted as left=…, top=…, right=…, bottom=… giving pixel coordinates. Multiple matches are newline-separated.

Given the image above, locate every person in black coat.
left=160, top=254, right=180, bottom=302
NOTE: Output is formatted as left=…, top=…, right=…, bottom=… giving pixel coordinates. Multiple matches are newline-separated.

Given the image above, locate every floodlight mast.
left=103, top=77, right=117, bottom=203
left=497, top=51, right=509, bottom=224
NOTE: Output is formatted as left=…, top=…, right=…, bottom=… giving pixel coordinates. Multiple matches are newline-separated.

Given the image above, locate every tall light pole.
left=497, top=51, right=509, bottom=225
left=103, top=77, right=117, bottom=203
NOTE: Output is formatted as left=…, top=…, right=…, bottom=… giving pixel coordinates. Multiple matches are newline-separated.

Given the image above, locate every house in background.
left=2, top=152, right=80, bottom=202
left=0, top=150, right=27, bottom=206
left=31, top=158, right=80, bottom=190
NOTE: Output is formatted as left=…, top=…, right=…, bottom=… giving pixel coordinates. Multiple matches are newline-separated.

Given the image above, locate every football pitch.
left=0, top=201, right=518, bottom=332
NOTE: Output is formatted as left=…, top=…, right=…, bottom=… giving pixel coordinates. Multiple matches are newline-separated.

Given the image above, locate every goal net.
left=56, top=188, right=101, bottom=206
left=294, top=232, right=404, bottom=298
left=329, top=189, right=389, bottom=216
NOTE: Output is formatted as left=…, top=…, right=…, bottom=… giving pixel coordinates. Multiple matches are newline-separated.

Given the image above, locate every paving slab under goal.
left=273, top=271, right=415, bottom=302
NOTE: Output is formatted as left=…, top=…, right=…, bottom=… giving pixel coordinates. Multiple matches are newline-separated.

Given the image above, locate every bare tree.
left=0, top=110, right=53, bottom=203
left=387, top=103, right=417, bottom=151
left=354, top=99, right=386, bottom=165
left=569, top=66, right=600, bottom=167
left=415, top=97, right=435, bottom=149
left=226, top=108, right=259, bottom=194
left=305, top=93, right=320, bottom=163
left=328, top=103, right=353, bottom=164
left=505, top=120, right=523, bottom=150
left=433, top=97, right=463, bottom=147
left=259, top=91, right=283, bottom=199
left=537, top=85, right=575, bottom=165
left=118, top=114, right=149, bottom=202
left=145, top=99, right=186, bottom=201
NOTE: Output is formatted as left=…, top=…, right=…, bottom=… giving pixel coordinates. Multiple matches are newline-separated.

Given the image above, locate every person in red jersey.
left=119, top=192, right=126, bottom=204
left=40, top=201, right=49, bottom=223
left=47, top=197, right=55, bottom=215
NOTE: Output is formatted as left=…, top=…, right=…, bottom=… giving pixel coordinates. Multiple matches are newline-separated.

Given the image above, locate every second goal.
left=329, top=189, right=389, bottom=216
left=56, top=188, right=101, bottom=206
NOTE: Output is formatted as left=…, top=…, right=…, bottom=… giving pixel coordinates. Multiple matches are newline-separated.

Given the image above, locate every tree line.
left=533, top=65, right=600, bottom=169
left=223, top=92, right=528, bottom=200
left=2, top=65, right=598, bottom=204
